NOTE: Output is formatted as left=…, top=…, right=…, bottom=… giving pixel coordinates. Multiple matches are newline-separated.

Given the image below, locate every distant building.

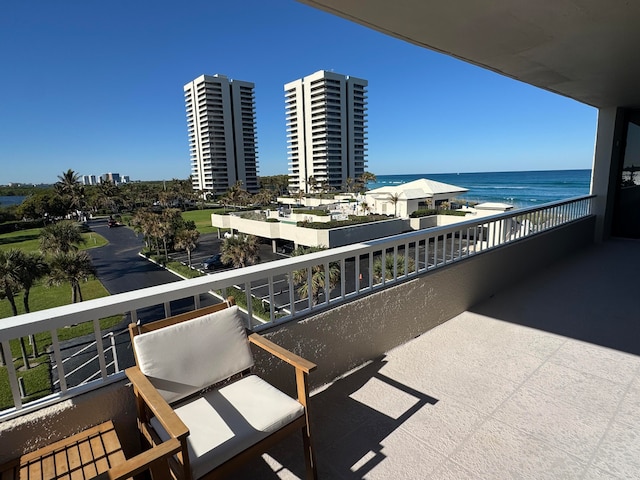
left=101, top=173, right=121, bottom=184
left=81, top=173, right=128, bottom=186
left=81, top=175, right=98, bottom=186
left=184, top=74, right=259, bottom=195
left=285, top=70, right=368, bottom=193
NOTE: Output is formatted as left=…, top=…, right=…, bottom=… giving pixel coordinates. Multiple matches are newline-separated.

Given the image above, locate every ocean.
left=370, top=169, right=591, bottom=208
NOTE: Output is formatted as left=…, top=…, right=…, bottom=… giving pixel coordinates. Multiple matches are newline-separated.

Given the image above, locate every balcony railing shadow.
left=234, top=358, right=439, bottom=479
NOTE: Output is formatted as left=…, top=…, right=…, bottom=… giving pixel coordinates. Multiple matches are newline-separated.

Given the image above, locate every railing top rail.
left=0, top=194, right=594, bottom=341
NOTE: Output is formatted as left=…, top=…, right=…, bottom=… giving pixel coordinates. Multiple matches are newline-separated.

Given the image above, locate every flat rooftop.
left=236, top=238, right=640, bottom=478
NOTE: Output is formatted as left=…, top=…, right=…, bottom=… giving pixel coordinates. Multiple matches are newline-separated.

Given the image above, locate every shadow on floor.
left=469, top=238, right=640, bottom=356
left=235, top=357, right=439, bottom=479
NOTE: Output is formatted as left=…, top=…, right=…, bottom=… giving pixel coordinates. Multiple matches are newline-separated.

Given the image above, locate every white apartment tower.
left=285, top=70, right=368, bottom=193
left=184, top=74, right=258, bottom=195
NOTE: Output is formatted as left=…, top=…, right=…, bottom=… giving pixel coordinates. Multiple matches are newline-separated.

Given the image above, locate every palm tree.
left=13, top=251, right=49, bottom=357
left=220, top=234, right=260, bottom=268
left=39, top=221, right=86, bottom=255
left=254, top=189, right=274, bottom=207
left=157, top=208, right=184, bottom=262
left=307, top=176, right=318, bottom=194
left=223, top=181, right=249, bottom=208
left=47, top=251, right=97, bottom=303
left=55, top=169, right=84, bottom=216
left=95, top=179, right=120, bottom=213
left=358, top=171, right=377, bottom=192
left=289, top=246, right=341, bottom=306
left=343, top=177, right=356, bottom=194
left=0, top=249, right=35, bottom=368
left=387, top=193, right=401, bottom=217
left=130, top=209, right=157, bottom=250
left=174, top=228, right=200, bottom=267
left=373, top=253, right=416, bottom=283
left=0, top=249, right=21, bottom=316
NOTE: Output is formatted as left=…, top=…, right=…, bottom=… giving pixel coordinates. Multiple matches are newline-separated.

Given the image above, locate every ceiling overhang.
left=299, top=0, right=640, bottom=109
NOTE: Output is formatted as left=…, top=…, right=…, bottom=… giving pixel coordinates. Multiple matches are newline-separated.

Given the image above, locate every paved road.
left=56, top=219, right=224, bottom=389
left=87, top=218, right=178, bottom=294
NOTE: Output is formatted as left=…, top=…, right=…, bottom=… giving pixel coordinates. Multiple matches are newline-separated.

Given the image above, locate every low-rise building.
left=365, top=178, right=468, bottom=218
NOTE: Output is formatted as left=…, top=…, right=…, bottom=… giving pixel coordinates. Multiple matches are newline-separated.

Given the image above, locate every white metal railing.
left=0, top=195, right=594, bottom=419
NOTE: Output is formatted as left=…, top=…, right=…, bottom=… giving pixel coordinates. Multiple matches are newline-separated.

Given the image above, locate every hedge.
left=410, top=209, right=468, bottom=218
left=297, top=215, right=390, bottom=229
left=0, top=219, right=45, bottom=234
left=292, top=208, right=329, bottom=216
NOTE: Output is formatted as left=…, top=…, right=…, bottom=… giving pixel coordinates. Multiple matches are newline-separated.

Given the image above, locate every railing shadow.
left=234, top=357, right=438, bottom=479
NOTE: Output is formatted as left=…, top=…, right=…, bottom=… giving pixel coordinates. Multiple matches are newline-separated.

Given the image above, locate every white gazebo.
left=365, top=178, right=468, bottom=217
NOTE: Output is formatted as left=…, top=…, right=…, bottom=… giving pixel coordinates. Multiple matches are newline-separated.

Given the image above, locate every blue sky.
left=0, top=0, right=597, bottom=185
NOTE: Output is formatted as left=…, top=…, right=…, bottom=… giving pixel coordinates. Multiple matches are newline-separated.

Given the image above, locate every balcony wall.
left=0, top=214, right=595, bottom=463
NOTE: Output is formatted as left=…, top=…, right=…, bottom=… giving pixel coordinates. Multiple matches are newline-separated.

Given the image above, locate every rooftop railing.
left=0, top=195, right=594, bottom=419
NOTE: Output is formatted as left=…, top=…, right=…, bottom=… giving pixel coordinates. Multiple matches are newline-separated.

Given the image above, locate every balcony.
left=3, top=196, right=638, bottom=478
left=234, top=234, right=640, bottom=478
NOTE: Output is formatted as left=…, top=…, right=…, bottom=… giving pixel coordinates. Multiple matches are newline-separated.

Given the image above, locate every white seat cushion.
left=150, top=374, right=304, bottom=479
left=133, top=306, right=254, bottom=404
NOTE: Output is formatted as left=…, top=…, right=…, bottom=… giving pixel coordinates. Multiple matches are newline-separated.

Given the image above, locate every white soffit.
left=299, top=0, right=640, bottom=108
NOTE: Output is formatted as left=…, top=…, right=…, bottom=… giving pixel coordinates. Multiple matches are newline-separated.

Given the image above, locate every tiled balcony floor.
left=237, top=238, right=640, bottom=479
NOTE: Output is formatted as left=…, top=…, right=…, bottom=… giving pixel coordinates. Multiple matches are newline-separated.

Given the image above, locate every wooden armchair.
left=125, top=298, right=318, bottom=480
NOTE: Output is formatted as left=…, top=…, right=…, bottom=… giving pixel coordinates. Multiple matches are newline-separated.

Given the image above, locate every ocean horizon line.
left=374, top=168, right=591, bottom=177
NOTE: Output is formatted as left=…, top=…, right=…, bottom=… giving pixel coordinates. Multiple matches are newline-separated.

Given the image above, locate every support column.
left=591, top=107, right=623, bottom=242
left=272, top=239, right=277, bottom=253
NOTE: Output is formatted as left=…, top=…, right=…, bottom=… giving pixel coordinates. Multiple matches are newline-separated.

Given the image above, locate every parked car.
left=202, top=253, right=228, bottom=270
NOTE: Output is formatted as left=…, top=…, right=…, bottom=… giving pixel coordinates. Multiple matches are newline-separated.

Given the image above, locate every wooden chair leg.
left=302, top=426, right=318, bottom=480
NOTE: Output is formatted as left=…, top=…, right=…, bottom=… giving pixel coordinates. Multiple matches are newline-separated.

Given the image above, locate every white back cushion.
left=133, top=305, right=254, bottom=404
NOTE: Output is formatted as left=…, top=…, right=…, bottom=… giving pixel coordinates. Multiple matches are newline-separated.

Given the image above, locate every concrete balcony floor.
left=236, top=238, right=640, bottom=479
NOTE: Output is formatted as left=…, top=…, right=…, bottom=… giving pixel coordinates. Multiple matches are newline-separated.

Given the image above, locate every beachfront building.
left=184, top=74, right=259, bottom=195
left=365, top=178, right=468, bottom=217
left=7, top=3, right=640, bottom=479
left=285, top=70, right=368, bottom=193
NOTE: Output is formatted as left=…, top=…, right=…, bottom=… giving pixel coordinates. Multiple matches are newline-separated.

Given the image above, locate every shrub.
left=266, top=218, right=279, bottom=223
left=292, top=208, right=329, bottom=216
left=409, top=209, right=438, bottom=218
left=0, top=219, right=45, bottom=234
left=297, top=215, right=390, bottom=229
left=410, top=209, right=467, bottom=218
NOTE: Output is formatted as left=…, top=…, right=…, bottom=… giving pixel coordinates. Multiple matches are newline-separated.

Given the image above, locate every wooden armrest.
left=248, top=333, right=317, bottom=374
left=95, top=438, right=182, bottom=480
left=125, top=366, right=189, bottom=440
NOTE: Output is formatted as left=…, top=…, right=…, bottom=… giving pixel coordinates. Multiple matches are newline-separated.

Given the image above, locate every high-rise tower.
left=184, top=74, right=259, bottom=195
left=285, top=70, right=368, bottom=193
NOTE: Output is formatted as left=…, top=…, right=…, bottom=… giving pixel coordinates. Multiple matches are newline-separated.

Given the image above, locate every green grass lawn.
left=0, top=227, right=108, bottom=253
left=0, top=277, right=111, bottom=318
left=182, top=209, right=229, bottom=235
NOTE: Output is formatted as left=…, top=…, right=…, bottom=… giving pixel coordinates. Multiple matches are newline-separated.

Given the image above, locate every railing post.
left=110, top=332, right=120, bottom=373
